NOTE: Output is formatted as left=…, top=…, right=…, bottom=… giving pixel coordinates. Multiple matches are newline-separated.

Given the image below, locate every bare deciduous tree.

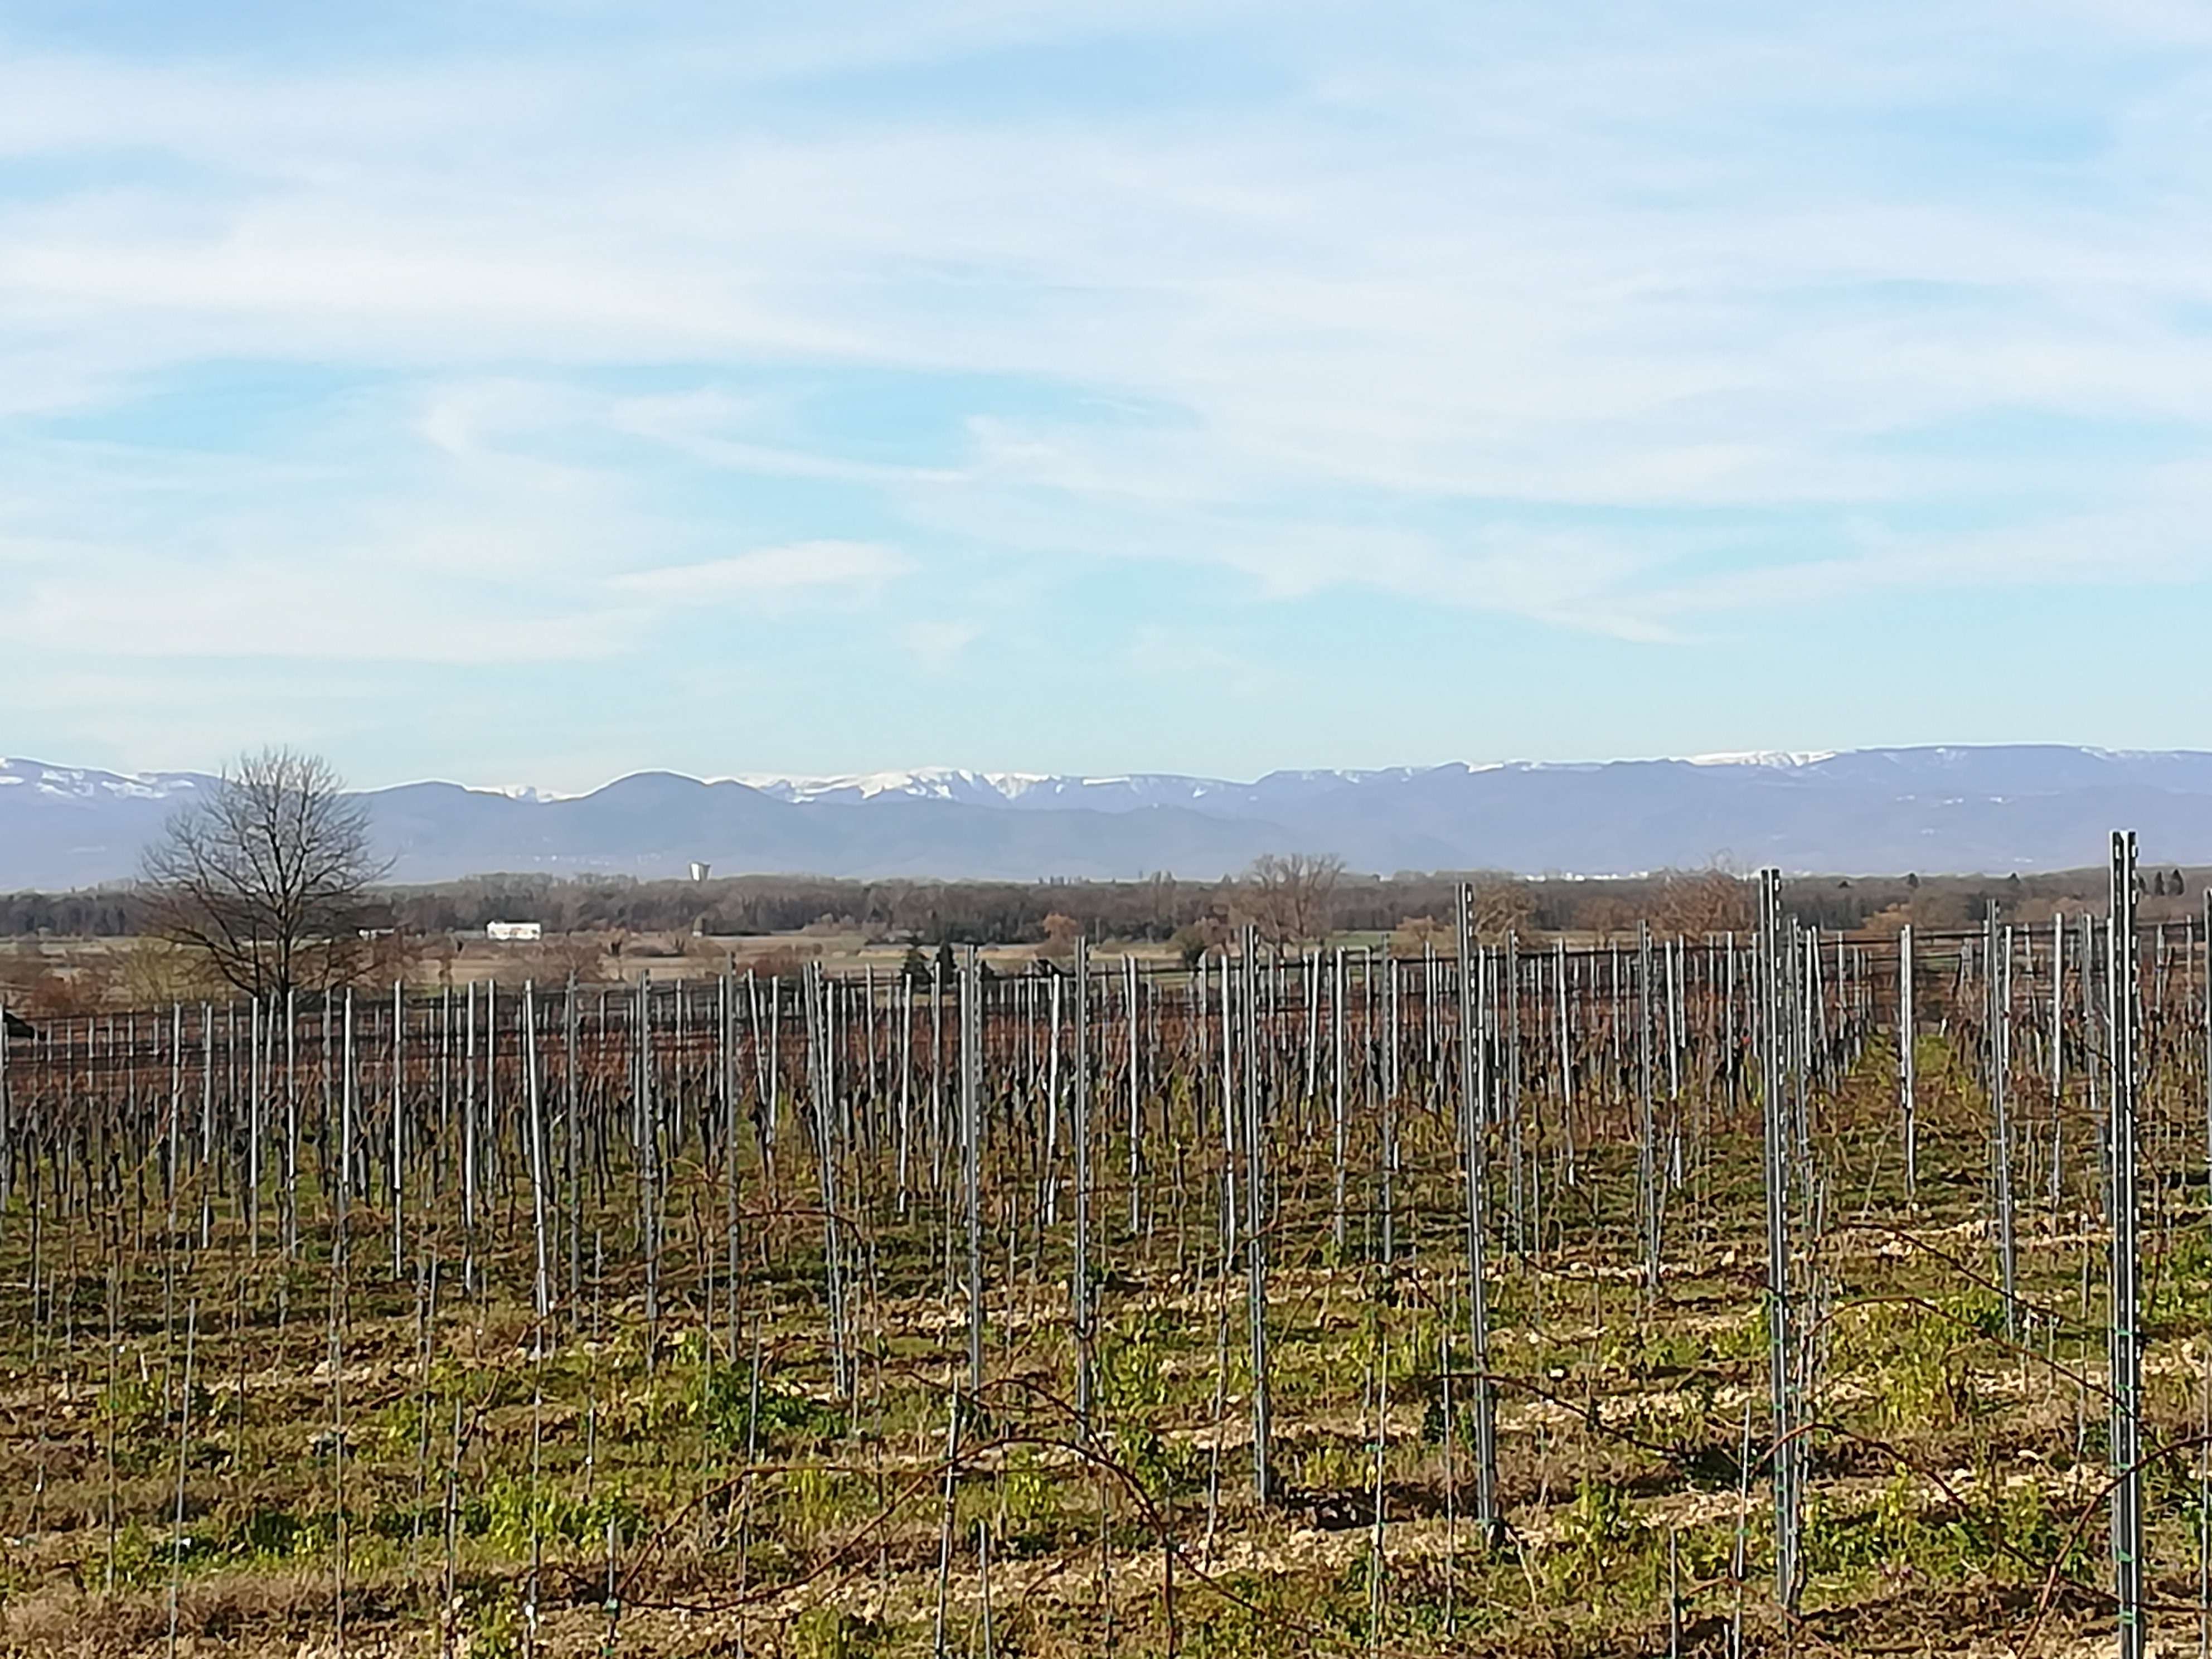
left=1467, top=876, right=1535, bottom=942
left=1648, top=865, right=1755, bottom=937
left=1037, top=912, right=1083, bottom=961
left=1238, top=852, right=1345, bottom=945
left=1397, top=879, right=1537, bottom=951
left=139, top=748, right=389, bottom=1002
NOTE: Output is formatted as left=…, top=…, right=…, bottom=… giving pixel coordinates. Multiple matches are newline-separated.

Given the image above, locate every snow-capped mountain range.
left=7, top=746, right=2212, bottom=890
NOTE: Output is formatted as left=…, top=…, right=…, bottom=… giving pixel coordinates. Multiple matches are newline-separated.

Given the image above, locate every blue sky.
left=7, top=1, right=2212, bottom=790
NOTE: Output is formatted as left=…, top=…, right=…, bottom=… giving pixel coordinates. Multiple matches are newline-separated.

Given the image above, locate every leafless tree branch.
left=137, top=747, right=390, bottom=1002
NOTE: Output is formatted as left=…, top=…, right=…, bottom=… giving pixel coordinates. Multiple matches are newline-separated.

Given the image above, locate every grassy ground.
left=0, top=1029, right=2196, bottom=1657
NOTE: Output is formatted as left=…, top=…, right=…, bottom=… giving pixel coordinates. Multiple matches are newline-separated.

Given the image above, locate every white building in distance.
left=486, top=920, right=543, bottom=942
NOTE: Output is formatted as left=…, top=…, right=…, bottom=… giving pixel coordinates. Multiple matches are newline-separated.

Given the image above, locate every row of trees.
left=385, top=857, right=1772, bottom=944
left=14, top=862, right=2109, bottom=953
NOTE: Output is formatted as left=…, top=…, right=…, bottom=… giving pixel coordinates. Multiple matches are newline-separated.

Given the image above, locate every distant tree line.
left=4, top=862, right=2189, bottom=945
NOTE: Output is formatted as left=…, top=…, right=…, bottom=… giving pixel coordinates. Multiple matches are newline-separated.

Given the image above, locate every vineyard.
left=0, top=840, right=2200, bottom=1657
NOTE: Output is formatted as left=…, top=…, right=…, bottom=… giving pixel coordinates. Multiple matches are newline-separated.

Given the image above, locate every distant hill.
left=4, top=745, right=2209, bottom=889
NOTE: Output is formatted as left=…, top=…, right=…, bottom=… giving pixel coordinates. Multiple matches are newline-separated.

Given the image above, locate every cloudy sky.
left=6, top=1, right=2212, bottom=789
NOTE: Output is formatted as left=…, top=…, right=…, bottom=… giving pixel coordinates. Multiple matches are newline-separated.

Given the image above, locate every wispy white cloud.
left=21, top=555, right=636, bottom=662
left=612, top=390, right=966, bottom=484
left=614, top=540, right=910, bottom=600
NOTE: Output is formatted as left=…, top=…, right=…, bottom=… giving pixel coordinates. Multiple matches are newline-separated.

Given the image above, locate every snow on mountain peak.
left=1684, top=750, right=1838, bottom=769
left=728, top=768, right=1059, bottom=804
left=0, top=758, right=203, bottom=802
